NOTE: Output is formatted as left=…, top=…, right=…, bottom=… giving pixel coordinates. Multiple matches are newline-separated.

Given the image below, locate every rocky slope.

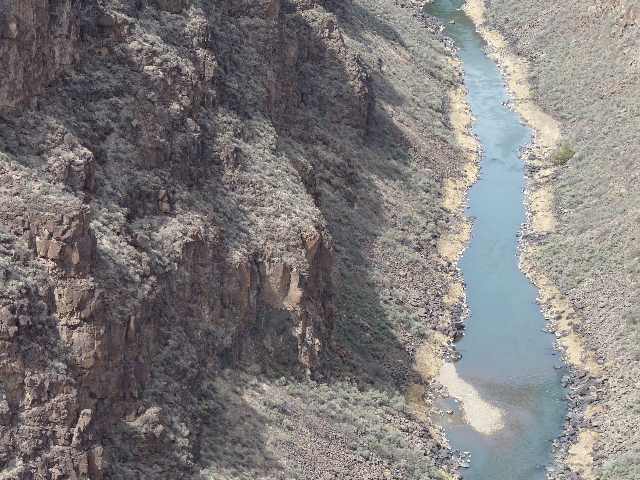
left=0, top=0, right=467, bottom=478
left=484, top=1, right=640, bottom=478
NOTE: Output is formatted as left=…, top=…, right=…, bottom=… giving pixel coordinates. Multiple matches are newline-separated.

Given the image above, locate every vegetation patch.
left=551, top=143, right=575, bottom=165
left=599, top=453, right=640, bottom=480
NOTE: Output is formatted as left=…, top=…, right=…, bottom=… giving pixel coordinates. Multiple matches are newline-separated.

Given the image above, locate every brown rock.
left=0, top=1, right=79, bottom=110
left=158, top=189, right=172, bottom=214
left=0, top=305, right=18, bottom=339
left=30, top=209, right=96, bottom=275
left=152, top=0, right=188, bottom=13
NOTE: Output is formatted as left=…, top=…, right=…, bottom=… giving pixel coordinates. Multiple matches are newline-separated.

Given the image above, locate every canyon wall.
left=0, top=0, right=465, bottom=478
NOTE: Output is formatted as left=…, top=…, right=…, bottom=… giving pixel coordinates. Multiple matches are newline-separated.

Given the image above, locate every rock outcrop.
left=0, top=0, right=79, bottom=110
left=0, top=1, right=341, bottom=476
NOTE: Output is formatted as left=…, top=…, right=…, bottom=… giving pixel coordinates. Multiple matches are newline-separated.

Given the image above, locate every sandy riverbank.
left=436, top=362, right=505, bottom=435
left=437, top=76, right=480, bottom=265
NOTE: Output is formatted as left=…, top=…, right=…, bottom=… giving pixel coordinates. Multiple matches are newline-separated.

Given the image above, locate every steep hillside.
left=0, top=0, right=468, bottom=478
left=485, top=1, right=640, bottom=478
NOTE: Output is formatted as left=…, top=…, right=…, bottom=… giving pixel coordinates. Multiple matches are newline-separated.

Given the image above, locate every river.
left=424, top=1, right=567, bottom=478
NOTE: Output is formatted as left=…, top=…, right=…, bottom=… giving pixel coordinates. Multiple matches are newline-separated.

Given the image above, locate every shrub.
left=599, top=453, right=640, bottom=479
left=552, top=143, right=576, bottom=165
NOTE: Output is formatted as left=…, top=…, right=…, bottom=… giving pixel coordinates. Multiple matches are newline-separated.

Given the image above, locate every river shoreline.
left=462, top=1, right=603, bottom=478
left=406, top=46, right=481, bottom=474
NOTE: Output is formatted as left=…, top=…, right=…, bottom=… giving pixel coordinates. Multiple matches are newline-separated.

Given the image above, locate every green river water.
left=424, top=1, right=567, bottom=479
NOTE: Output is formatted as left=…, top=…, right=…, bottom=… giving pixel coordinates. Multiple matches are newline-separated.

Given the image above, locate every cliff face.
left=1, top=1, right=340, bottom=476
left=0, top=0, right=464, bottom=478
left=0, top=0, right=80, bottom=109
left=486, top=0, right=640, bottom=478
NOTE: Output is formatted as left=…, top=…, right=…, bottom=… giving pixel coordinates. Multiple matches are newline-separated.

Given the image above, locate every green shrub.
left=552, top=144, right=576, bottom=165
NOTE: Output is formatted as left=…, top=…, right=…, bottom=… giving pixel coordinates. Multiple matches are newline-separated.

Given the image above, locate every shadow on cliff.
left=275, top=1, right=433, bottom=392
left=326, top=0, right=408, bottom=49
left=194, top=0, right=436, bottom=473
left=154, top=1, right=437, bottom=474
